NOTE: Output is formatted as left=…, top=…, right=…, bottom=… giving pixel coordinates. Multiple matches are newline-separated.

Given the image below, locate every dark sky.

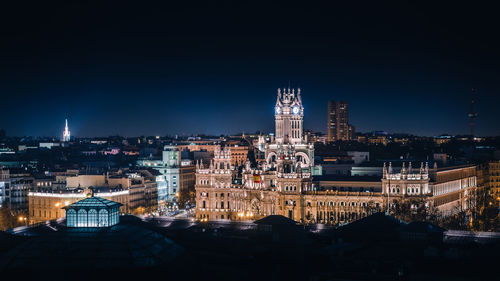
left=1, top=1, right=499, bottom=137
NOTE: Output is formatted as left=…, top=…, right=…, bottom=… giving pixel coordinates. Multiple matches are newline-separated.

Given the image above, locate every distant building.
left=137, top=145, right=196, bottom=205
left=327, top=101, right=354, bottom=142
left=39, top=142, right=61, bottom=149
left=62, top=118, right=71, bottom=142
left=368, top=136, right=388, bottom=146
left=347, top=151, right=369, bottom=165
left=0, top=168, right=10, bottom=207
left=0, top=168, right=32, bottom=211
left=227, top=144, right=249, bottom=166
left=434, top=135, right=452, bottom=146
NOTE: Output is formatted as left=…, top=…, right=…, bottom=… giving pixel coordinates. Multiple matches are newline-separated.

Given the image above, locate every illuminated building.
left=429, top=164, right=477, bottom=215
left=0, top=168, right=9, bottom=207
left=28, top=172, right=158, bottom=223
left=63, top=195, right=122, bottom=227
left=195, top=88, right=381, bottom=224
left=382, top=162, right=478, bottom=216
left=62, top=118, right=71, bottom=142
left=487, top=161, right=500, bottom=197
left=195, top=88, right=480, bottom=224
left=137, top=145, right=196, bottom=205
left=0, top=168, right=32, bottom=211
left=368, top=135, right=388, bottom=146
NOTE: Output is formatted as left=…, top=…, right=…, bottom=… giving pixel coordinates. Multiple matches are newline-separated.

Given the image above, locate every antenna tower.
left=468, top=88, right=478, bottom=138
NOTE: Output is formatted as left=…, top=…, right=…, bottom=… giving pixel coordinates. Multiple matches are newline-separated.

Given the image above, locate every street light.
left=18, top=216, right=28, bottom=225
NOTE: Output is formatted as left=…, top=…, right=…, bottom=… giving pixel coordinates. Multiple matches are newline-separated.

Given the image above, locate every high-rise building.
left=62, top=119, right=71, bottom=142
left=327, top=101, right=353, bottom=142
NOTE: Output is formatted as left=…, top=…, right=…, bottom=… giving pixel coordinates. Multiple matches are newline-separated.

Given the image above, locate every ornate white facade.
left=382, top=162, right=431, bottom=196
left=194, top=88, right=478, bottom=223
left=194, top=88, right=381, bottom=223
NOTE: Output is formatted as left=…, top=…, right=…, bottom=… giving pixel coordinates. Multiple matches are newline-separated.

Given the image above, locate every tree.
left=177, top=187, right=195, bottom=209
left=438, top=203, right=469, bottom=231
left=467, top=187, right=499, bottom=231
left=0, top=206, right=20, bottom=231
left=390, top=196, right=439, bottom=223
left=363, top=200, right=379, bottom=216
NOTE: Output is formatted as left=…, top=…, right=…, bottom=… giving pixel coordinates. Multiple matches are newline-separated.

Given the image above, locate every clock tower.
left=275, top=88, right=303, bottom=145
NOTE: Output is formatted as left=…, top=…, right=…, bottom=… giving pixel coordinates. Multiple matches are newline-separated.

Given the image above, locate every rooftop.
left=63, top=196, right=122, bottom=209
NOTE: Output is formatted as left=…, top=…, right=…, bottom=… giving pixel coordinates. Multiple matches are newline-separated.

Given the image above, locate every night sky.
left=1, top=1, right=499, bottom=137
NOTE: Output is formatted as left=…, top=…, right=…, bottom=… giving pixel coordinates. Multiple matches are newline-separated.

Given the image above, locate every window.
left=88, top=209, right=98, bottom=227
left=99, top=209, right=109, bottom=227
left=77, top=209, right=87, bottom=227
left=202, top=201, right=206, bottom=208
left=67, top=209, right=76, bottom=227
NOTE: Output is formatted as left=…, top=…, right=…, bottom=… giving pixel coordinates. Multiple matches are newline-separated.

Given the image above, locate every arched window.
left=88, top=209, right=98, bottom=227
left=99, top=209, right=109, bottom=227
left=77, top=209, right=87, bottom=227
left=67, top=209, right=76, bottom=227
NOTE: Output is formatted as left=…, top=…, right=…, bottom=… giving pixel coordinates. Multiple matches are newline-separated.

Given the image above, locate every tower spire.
left=63, top=118, right=71, bottom=142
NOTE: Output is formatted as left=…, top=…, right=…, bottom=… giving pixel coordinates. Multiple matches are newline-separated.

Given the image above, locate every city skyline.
left=1, top=2, right=499, bottom=137
left=2, top=88, right=499, bottom=138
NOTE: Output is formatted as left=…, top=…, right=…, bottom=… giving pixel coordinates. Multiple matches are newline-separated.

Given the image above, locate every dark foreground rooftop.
left=1, top=214, right=499, bottom=281
left=0, top=216, right=187, bottom=280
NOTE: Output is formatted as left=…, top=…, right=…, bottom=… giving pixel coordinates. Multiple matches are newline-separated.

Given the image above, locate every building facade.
left=28, top=172, right=157, bottom=224
left=487, top=161, right=500, bottom=198
left=195, top=88, right=480, bottom=225
left=0, top=168, right=32, bottom=211
left=195, top=89, right=382, bottom=224
left=137, top=145, right=196, bottom=206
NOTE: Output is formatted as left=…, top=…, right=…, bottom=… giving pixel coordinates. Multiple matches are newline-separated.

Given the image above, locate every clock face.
left=292, top=106, right=300, bottom=114
left=275, top=107, right=281, bottom=114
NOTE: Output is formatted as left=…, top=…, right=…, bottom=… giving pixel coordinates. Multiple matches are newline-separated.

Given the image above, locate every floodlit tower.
left=62, top=119, right=71, bottom=142
left=274, top=88, right=304, bottom=144
left=468, top=88, right=478, bottom=138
